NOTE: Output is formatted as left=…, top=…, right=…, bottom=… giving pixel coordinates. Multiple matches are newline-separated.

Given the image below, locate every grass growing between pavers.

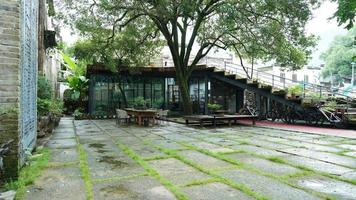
left=77, top=142, right=94, bottom=200
left=47, top=161, right=78, bottom=168
left=150, top=143, right=269, bottom=200
left=182, top=178, right=220, bottom=187
left=266, top=156, right=287, bottom=164
left=92, top=172, right=149, bottom=184
left=185, top=131, right=356, bottom=187
left=115, top=141, right=189, bottom=200
left=143, top=154, right=173, bottom=161
left=175, top=142, right=334, bottom=200
left=93, top=121, right=355, bottom=199
left=5, top=148, right=50, bottom=200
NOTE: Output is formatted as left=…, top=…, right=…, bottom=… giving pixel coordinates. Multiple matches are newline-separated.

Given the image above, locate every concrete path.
left=24, top=118, right=356, bottom=200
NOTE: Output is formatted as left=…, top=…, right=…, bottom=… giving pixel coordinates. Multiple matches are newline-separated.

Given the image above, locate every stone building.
left=0, top=0, right=38, bottom=181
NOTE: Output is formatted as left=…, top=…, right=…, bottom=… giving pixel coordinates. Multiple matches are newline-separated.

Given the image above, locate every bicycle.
left=314, top=104, right=349, bottom=128
left=283, top=107, right=318, bottom=125
left=265, top=104, right=288, bottom=122
left=239, top=105, right=262, bottom=120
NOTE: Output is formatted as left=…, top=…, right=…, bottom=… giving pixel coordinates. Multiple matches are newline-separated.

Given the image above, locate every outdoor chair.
left=116, top=109, right=130, bottom=126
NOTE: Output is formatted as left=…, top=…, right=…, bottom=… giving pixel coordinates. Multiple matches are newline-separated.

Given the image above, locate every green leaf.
left=60, top=51, right=77, bottom=71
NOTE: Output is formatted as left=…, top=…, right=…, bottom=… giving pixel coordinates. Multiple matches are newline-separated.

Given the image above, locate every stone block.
left=1, top=153, right=19, bottom=181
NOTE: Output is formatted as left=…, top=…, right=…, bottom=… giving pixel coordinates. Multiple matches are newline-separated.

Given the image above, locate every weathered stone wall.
left=0, top=0, right=21, bottom=181
left=0, top=0, right=38, bottom=182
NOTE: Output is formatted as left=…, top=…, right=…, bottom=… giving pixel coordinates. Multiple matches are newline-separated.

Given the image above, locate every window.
left=292, top=74, right=297, bottom=82
left=280, top=72, right=285, bottom=83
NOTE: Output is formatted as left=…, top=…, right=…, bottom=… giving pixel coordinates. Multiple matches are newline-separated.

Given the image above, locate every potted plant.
left=133, top=97, right=148, bottom=110
left=208, top=103, right=224, bottom=116
left=288, top=85, right=302, bottom=99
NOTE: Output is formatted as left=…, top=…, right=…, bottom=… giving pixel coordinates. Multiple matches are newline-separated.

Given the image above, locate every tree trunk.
left=118, top=83, right=128, bottom=108
left=176, top=71, right=193, bottom=115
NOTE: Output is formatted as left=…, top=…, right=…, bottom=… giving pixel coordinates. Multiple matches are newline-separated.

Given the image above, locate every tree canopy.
left=332, top=0, right=356, bottom=30
left=57, top=0, right=319, bottom=114
left=55, top=2, right=163, bottom=69
left=321, top=27, right=356, bottom=83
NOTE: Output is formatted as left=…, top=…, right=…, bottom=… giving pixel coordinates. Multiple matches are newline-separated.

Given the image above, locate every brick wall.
left=0, top=0, right=38, bottom=182
left=0, top=0, right=21, bottom=181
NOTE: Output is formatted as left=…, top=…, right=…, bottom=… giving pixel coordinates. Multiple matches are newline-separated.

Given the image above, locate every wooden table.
left=184, top=114, right=257, bottom=127
left=124, top=108, right=158, bottom=126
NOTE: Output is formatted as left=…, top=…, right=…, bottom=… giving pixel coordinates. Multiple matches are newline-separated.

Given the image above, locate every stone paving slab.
left=340, top=171, right=356, bottom=181
left=49, top=148, right=79, bottom=163
left=219, top=169, right=321, bottom=200
left=224, top=153, right=300, bottom=176
left=281, top=154, right=354, bottom=176
left=188, top=141, right=234, bottom=153
left=182, top=182, right=253, bottom=200
left=51, top=131, right=76, bottom=139
left=46, top=138, right=77, bottom=149
left=150, top=139, right=188, bottom=150
left=278, top=139, right=342, bottom=153
left=344, top=151, right=356, bottom=157
left=178, top=150, right=234, bottom=170
left=76, top=129, right=103, bottom=136
left=229, top=144, right=287, bottom=157
left=280, top=148, right=356, bottom=168
left=337, top=144, right=356, bottom=151
left=93, top=176, right=177, bottom=200
left=24, top=167, right=86, bottom=200
left=291, top=175, right=356, bottom=200
left=202, top=137, right=238, bottom=146
left=83, top=142, right=145, bottom=180
left=26, top=119, right=356, bottom=200
left=162, top=134, right=199, bottom=142
left=236, top=138, right=293, bottom=150
left=148, top=158, right=211, bottom=185
left=129, top=144, right=166, bottom=159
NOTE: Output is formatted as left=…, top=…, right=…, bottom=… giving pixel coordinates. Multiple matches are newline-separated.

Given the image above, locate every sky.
left=60, top=1, right=348, bottom=67
left=305, top=1, right=347, bottom=66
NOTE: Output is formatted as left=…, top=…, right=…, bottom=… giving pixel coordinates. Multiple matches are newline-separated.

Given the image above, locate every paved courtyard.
left=24, top=118, right=356, bottom=200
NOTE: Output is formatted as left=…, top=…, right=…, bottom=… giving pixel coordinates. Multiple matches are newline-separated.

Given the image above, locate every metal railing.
left=195, top=57, right=356, bottom=102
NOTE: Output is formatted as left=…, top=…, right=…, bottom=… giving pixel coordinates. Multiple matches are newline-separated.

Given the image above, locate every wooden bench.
left=184, top=114, right=257, bottom=127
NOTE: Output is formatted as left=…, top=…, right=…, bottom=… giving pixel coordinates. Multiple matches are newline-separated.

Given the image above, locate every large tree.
left=332, top=0, right=356, bottom=29
left=321, top=27, right=356, bottom=83
left=58, top=0, right=318, bottom=114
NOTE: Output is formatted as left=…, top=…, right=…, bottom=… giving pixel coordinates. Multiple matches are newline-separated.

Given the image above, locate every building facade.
left=0, top=0, right=38, bottom=181
left=87, top=66, right=245, bottom=116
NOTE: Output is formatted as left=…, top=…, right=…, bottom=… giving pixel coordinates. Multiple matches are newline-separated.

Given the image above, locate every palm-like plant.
left=60, top=51, right=88, bottom=106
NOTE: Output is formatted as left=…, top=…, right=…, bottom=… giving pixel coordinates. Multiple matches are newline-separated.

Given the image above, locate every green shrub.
left=37, top=98, right=63, bottom=117
left=37, top=98, right=51, bottom=116
left=288, top=85, right=302, bottom=95
left=73, top=108, right=84, bottom=118
left=207, top=103, right=222, bottom=111
left=133, top=97, right=149, bottom=109
left=50, top=99, right=64, bottom=116
left=324, top=101, right=337, bottom=111
left=37, top=75, right=52, bottom=100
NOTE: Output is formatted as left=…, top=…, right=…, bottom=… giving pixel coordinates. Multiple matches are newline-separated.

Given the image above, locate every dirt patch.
left=98, top=156, right=129, bottom=168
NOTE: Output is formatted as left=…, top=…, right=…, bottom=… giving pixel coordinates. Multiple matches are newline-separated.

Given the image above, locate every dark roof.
left=86, top=64, right=212, bottom=78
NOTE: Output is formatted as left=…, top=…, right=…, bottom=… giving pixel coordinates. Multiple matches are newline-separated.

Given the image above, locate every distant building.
left=257, top=64, right=323, bottom=85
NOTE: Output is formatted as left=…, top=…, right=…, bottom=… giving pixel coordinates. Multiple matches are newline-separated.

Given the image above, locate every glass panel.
left=138, top=83, right=144, bottom=97
left=199, top=80, right=206, bottom=113
left=152, top=79, right=164, bottom=108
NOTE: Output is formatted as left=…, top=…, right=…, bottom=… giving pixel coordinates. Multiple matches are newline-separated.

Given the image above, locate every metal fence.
left=196, top=57, right=356, bottom=102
